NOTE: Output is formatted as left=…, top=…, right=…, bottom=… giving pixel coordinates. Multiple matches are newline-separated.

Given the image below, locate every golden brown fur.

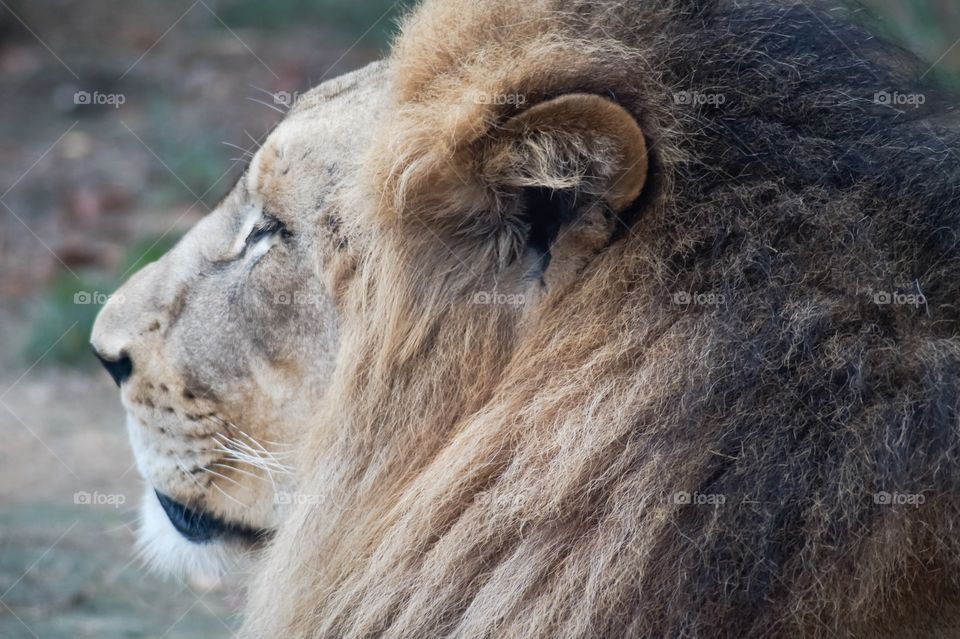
left=99, top=0, right=960, bottom=636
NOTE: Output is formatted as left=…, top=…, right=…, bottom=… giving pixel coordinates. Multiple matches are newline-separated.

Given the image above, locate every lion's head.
left=91, top=10, right=655, bottom=581
left=97, top=0, right=960, bottom=636
left=90, top=62, right=388, bottom=575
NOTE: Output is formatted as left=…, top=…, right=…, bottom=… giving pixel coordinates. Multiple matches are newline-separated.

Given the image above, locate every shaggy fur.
left=231, top=0, right=960, bottom=636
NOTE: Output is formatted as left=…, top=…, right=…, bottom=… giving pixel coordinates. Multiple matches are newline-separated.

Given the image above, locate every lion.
left=93, top=0, right=960, bottom=636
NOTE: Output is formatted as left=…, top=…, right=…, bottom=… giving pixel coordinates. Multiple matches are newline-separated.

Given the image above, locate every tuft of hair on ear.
left=472, top=93, right=648, bottom=268
left=484, top=94, right=648, bottom=210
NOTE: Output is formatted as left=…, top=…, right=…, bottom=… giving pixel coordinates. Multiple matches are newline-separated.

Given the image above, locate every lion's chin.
left=136, top=486, right=254, bottom=579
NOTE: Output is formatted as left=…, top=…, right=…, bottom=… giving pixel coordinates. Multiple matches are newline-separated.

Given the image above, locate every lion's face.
left=90, top=62, right=386, bottom=575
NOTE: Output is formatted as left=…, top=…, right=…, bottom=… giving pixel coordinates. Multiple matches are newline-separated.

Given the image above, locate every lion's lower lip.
left=154, top=491, right=266, bottom=544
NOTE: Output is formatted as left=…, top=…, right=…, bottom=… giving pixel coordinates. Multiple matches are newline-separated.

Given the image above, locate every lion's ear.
left=482, top=93, right=648, bottom=215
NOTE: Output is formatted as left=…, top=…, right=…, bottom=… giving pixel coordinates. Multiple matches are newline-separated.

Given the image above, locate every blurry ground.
left=0, top=0, right=957, bottom=637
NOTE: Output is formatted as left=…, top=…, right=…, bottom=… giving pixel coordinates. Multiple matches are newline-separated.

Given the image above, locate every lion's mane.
left=244, top=1, right=960, bottom=636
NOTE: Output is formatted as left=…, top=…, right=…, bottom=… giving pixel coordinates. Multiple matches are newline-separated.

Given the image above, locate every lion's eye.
left=244, top=214, right=291, bottom=246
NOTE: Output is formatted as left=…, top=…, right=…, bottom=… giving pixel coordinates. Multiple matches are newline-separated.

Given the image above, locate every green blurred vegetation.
left=139, top=99, right=240, bottom=210
left=159, top=135, right=232, bottom=207
left=213, top=0, right=960, bottom=79
left=216, top=0, right=407, bottom=46
left=857, top=0, right=960, bottom=88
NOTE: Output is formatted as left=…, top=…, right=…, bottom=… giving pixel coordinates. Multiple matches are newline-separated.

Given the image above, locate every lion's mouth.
left=154, top=491, right=268, bottom=545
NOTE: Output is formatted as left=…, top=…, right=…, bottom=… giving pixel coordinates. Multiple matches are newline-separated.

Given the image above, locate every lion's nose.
left=93, top=349, right=133, bottom=387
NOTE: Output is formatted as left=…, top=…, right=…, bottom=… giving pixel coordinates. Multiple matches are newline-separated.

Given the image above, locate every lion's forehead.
left=246, top=64, right=388, bottom=218
left=288, top=60, right=387, bottom=116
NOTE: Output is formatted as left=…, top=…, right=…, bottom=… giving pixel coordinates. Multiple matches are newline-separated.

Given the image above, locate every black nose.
left=93, top=349, right=133, bottom=387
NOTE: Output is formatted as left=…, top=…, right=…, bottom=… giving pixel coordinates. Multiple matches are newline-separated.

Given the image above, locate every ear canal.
left=496, top=93, right=648, bottom=213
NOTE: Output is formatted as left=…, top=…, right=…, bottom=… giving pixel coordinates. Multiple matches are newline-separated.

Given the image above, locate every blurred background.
left=0, top=1, right=957, bottom=637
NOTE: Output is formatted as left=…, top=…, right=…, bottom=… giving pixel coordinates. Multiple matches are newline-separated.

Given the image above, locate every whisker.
left=259, top=438, right=296, bottom=450
left=244, top=129, right=262, bottom=148
left=201, top=465, right=244, bottom=488
left=246, top=96, right=285, bottom=114
left=219, top=420, right=269, bottom=450
left=173, top=454, right=207, bottom=493
left=211, top=427, right=292, bottom=473
left=210, top=481, right=246, bottom=509
left=247, top=84, right=280, bottom=101
left=214, top=440, right=283, bottom=493
left=221, top=141, right=254, bottom=156
left=205, top=414, right=294, bottom=451
left=210, top=438, right=290, bottom=477
left=222, top=423, right=292, bottom=466
left=210, top=461, right=273, bottom=486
